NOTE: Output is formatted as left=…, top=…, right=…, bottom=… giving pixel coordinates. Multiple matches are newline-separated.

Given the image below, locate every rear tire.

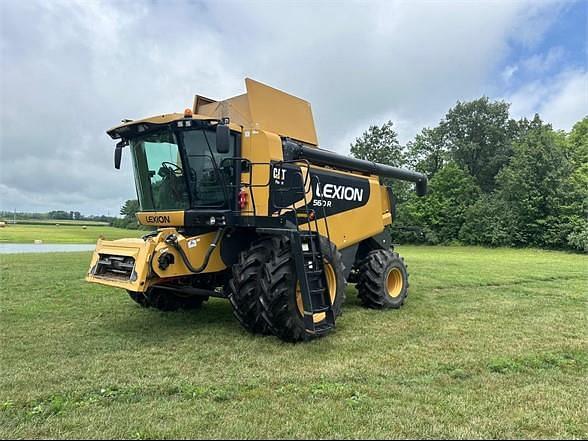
left=356, top=250, right=409, bottom=309
left=228, top=238, right=273, bottom=335
left=259, top=236, right=346, bottom=342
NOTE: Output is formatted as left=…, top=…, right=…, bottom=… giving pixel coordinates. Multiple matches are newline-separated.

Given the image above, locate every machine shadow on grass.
left=103, top=300, right=239, bottom=335
left=95, top=286, right=365, bottom=348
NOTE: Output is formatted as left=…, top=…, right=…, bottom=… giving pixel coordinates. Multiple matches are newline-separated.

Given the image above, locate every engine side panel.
left=269, top=163, right=392, bottom=250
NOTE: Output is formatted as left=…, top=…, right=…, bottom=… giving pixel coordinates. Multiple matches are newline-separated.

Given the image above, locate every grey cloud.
left=0, top=0, right=579, bottom=215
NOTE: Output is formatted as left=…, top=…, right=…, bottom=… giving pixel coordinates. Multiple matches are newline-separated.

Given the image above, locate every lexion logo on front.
left=315, top=183, right=364, bottom=201
left=146, top=215, right=171, bottom=223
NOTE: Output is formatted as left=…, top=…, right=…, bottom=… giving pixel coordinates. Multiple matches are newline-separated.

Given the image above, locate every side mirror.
left=114, top=140, right=126, bottom=169
left=216, top=123, right=230, bottom=154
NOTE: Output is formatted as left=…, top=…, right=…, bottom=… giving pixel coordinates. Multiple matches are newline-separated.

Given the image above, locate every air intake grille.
left=94, top=254, right=136, bottom=281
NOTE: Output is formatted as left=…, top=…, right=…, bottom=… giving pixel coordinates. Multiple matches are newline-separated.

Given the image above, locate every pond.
left=0, top=243, right=96, bottom=254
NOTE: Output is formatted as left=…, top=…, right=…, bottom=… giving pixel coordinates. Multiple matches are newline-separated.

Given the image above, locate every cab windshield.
left=130, top=127, right=235, bottom=211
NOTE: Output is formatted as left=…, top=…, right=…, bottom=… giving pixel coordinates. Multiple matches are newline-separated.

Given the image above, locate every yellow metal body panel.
left=380, top=186, right=393, bottom=226
left=294, top=166, right=391, bottom=250
left=86, top=230, right=227, bottom=292
left=196, top=93, right=252, bottom=129
left=240, top=129, right=284, bottom=217
left=194, top=78, right=318, bottom=146
left=151, top=230, right=226, bottom=278
left=86, top=237, right=156, bottom=292
left=245, top=78, right=318, bottom=146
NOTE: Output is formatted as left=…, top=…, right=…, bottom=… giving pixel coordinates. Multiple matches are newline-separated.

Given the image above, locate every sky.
left=0, top=0, right=586, bottom=216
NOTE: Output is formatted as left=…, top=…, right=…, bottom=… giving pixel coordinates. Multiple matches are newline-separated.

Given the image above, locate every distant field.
left=0, top=224, right=143, bottom=244
left=0, top=246, right=586, bottom=439
left=1, top=219, right=110, bottom=226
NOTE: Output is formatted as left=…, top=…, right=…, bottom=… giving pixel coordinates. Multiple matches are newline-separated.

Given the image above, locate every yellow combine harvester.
left=86, top=78, right=427, bottom=342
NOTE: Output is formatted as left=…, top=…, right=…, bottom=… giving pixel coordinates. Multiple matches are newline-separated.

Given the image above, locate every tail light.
left=238, top=189, right=248, bottom=210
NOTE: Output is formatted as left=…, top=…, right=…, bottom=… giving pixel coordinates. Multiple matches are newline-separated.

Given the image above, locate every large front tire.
left=227, top=238, right=273, bottom=335
left=356, top=250, right=409, bottom=309
left=259, top=236, right=346, bottom=342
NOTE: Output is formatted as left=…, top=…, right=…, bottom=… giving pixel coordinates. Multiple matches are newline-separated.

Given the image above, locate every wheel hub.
left=386, top=267, right=404, bottom=298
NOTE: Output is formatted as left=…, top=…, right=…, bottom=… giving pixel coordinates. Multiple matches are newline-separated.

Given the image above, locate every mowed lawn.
left=0, top=224, right=143, bottom=244
left=0, top=246, right=586, bottom=439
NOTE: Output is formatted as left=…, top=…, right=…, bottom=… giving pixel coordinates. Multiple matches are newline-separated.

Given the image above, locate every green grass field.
left=0, top=246, right=586, bottom=439
left=0, top=224, right=143, bottom=244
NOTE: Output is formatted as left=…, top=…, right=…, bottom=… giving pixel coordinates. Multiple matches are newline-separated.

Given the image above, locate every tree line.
left=350, top=98, right=587, bottom=252
left=112, top=199, right=141, bottom=229
left=0, top=210, right=115, bottom=223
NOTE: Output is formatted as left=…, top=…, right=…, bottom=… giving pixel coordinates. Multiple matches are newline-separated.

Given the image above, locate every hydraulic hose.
left=164, top=228, right=226, bottom=274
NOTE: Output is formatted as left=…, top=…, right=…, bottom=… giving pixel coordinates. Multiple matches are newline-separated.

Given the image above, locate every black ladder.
left=289, top=229, right=335, bottom=335
left=268, top=162, right=336, bottom=335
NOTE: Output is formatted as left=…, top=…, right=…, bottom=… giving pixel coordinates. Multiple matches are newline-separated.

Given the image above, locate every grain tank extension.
left=86, top=78, right=427, bottom=342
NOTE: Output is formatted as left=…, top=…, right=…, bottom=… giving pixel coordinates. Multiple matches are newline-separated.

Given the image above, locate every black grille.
left=93, top=254, right=136, bottom=281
